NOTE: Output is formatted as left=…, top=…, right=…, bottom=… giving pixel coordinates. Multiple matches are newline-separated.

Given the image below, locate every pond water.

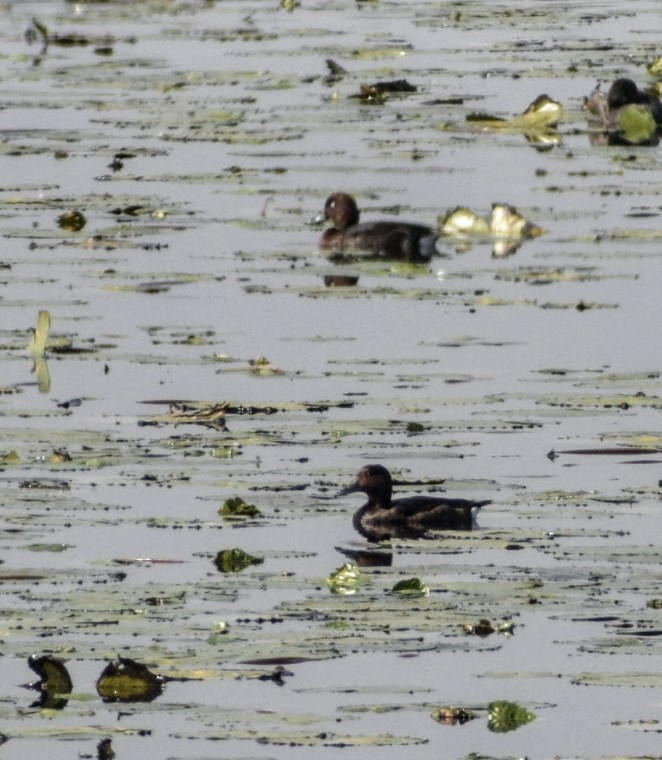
left=1, top=0, right=662, bottom=758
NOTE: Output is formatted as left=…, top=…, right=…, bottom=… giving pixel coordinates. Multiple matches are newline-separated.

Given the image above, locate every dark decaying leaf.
left=56, top=209, right=87, bottom=231
left=96, top=657, right=164, bottom=703
left=97, top=738, right=115, bottom=760
left=431, top=706, right=476, bottom=725
left=27, top=654, right=73, bottom=710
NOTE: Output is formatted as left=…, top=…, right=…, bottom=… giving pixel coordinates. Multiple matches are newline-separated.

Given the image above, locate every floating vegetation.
left=617, top=104, right=658, bottom=145
left=439, top=203, right=542, bottom=256
left=352, top=79, right=417, bottom=104
left=248, top=355, right=285, bottom=376
left=27, top=654, right=73, bottom=710
left=647, top=56, right=662, bottom=76
left=431, top=706, right=477, bottom=725
left=27, top=310, right=50, bottom=357
left=141, top=401, right=229, bottom=430
left=219, top=496, right=262, bottom=519
left=487, top=700, right=536, bottom=733
left=325, top=562, right=362, bottom=595
left=390, top=577, right=430, bottom=597
left=96, top=657, right=164, bottom=703
left=214, top=548, right=264, bottom=573
left=97, top=738, right=115, bottom=760
left=463, top=619, right=515, bottom=637
left=56, top=209, right=87, bottom=232
left=467, top=94, right=563, bottom=141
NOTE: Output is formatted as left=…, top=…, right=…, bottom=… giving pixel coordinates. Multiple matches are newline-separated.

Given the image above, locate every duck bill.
left=336, top=480, right=360, bottom=497
left=310, top=209, right=327, bottom=225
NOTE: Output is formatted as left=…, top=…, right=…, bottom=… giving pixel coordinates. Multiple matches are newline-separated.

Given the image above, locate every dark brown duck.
left=316, top=192, right=437, bottom=261
left=338, top=464, right=490, bottom=540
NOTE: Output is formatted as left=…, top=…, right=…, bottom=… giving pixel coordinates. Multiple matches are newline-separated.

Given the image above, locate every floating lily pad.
left=617, top=103, right=657, bottom=145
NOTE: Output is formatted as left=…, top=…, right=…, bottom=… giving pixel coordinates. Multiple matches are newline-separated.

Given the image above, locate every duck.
left=316, top=192, right=437, bottom=261
left=585, top=78, right=662, bottom=130
left=338, top=464, right=490, bottom=541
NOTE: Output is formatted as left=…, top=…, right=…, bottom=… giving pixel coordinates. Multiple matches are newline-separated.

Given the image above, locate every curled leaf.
left=490, top=203, right=543, bottom=240
left=439, top=204, right=542, bottom=256
left=468, top=94, right=563, bottom=131
left=391, top=577, right=429, bottom=597
left=325, top=562, right=361, bottom=595
left=27, top=310, right=50, bottom=357
left=439, top=207, right=490, bottom=237
left=28, top=654, right=73, bottom=704
left=96, top=657, right=164, bottom=703
left=488, top=700, right=535, bottom=733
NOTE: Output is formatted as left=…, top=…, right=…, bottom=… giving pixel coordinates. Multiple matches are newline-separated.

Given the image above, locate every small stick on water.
left=261, top=196, right=273, bottom=218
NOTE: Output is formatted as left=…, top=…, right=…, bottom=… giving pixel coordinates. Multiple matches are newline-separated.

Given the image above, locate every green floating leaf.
left=96, top=657, right=164, bottom=703
left=220, top=496, right=262, bottom=519
left=214, top=547, right=264, bottom=573
left=487, top=700, right=536, bottom=733
left=617, top=103, right=657, bottom=145
left=25, top=543, right=70, bottom=553
left=325, top=562, right=361, bottom=595
left=391, top=577, right=429, bottom=597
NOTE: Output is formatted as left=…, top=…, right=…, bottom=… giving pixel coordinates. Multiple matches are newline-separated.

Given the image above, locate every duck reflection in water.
left=338, top=464, right=490, bottom=543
